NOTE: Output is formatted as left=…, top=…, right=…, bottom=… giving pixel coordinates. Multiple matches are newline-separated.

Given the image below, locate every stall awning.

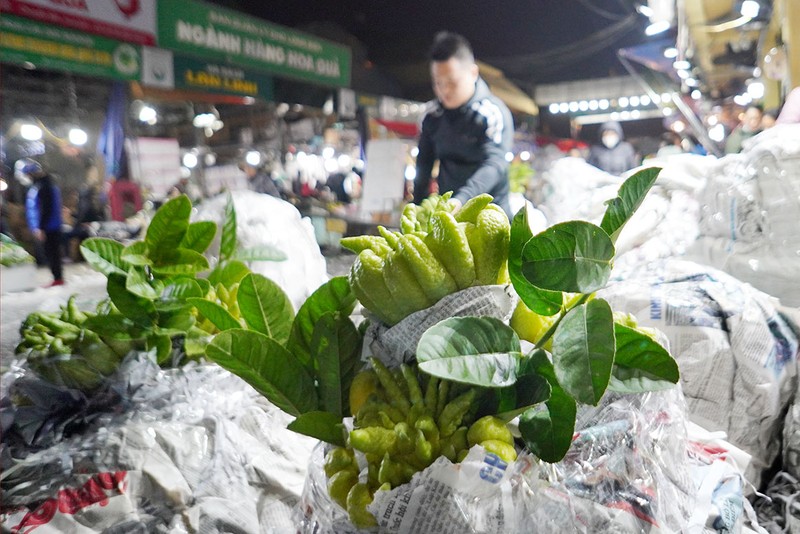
left=477, top=61, right=539, bottom=117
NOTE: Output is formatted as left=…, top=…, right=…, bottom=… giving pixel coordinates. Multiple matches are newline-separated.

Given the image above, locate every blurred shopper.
left=761, top=108, right=779, bottom=129
left=64, top=178, right=103, bottom=259
left=413, top=31, right=514, bottom=219
left=108, top=158, right=143, bottom=221
left=725, top=104, right=763, bottom=154
left=656, top=131, right=684, bottom=158
left=243, top=162, right=281, bottom=198
left=777, top=87, right=800, bottom=125
left=21, top=159, right=64, bottom=286
left=587, top=121, right=637, bottom=175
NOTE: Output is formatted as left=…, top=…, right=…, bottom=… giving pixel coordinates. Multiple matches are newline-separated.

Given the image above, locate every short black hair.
left=429, top=31, right=474, bottom=63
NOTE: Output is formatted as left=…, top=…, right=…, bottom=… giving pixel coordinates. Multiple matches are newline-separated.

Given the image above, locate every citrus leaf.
left=600, top=167, right=661, bottom=242
left=314, top=313, right=361, bottom=417
left=234, top=244, right=287, bottom=262
left=220, top=193, right=237, bottom=262
left=181, top=221, right=217, bottom=253
left=237, top=273, right=294, bottom=344
left=145, top=195, right=191, bottom=262
left=187, top=298, right=240, bottom=332
left=288, top=412, right=346, bottom=447
left=206, top=329, right=318, bottom=416
left=80, top=238, right=127, bottom=276
left=607, top=322, right=679, bottom=393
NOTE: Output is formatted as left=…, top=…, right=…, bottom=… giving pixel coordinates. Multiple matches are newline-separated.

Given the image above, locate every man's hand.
left=33, top=229, right=44, bottom=241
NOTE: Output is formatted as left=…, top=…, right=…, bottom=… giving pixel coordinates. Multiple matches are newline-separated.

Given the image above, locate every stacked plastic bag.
left=685, top=124, right=800, bottom=307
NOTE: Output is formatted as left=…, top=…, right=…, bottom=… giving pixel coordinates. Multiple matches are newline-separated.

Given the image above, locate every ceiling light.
left=631, top=110, right=641, bottom=119
left=20, top=123, right=43, bottom=141
left=677, top=69, right=690, bottom=79
left=610, top=111, right=620, bottom=120
left=138, top=105, right=157, bottom=124
left=661, top=92, right=672, bottom=104
left=246, top=150, right=262, bottom=166
left=589, top=100, right=599, bottom=110
left=549, top=103, right=560, bottom=114
left=641, top=95, right=651, bottom=106
left=652, top=94, right=661, bottom=104
left=662, top=107, right=673, bottom=116
left=672, top=120, right=685, bottom=133
left=645, top=21, right=670, bottom=36
left=663, top=47, right=679, bottom=59
left=411, top=146, right=419, bottom=157
left=691, top=90, right=702, bottom=100
left=505, top=152, right=514, bottom=162
left=629, top=95, right=640, bottom=107
left=520, top=151, right=531, bottom=161
left=707, top=115, right=718, bottom=126
left=322, top=146, right=335, bottom=159
left=620, top=110, right=631, bottom=120
left=619, top=96, right=629, bottom=107
left=558, top=102, right=570, bottom=113
left=685, top=78, right=698, bottom=87
left=193, top=112, right=217, bottom=128
left=599, top=99, right=610, bottom=110
left=747, top=81, right=765, bottom=99
left=578, top=100, right=589, bottom=111
left=740, top=0, right=759, bottom=18
left=182, top=152, right=198, bottom=168
left=568, top=102, right=579, bottom=112
left=709, top=123, right=726, bottom=142
left=338, top=154, right=352, bottom=168
left=636, top=3, right=654, bottom=17
left=68, top=127, right=88, bottom=146
left=673, top=60, right=691, bottom=70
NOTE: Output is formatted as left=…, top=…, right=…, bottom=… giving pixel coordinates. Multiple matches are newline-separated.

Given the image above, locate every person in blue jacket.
left=21, top=159, right=64, bottom=286
left=413, top=31, right=514, bottom=219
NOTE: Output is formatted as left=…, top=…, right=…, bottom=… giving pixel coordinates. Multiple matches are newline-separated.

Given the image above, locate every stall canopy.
left=477, top=61, right=539, bottom=117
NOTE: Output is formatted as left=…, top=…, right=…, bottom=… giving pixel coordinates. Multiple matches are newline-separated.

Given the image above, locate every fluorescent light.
left=663, top=47, right=679, bottom=59
left=740, top=0, right=759, bottom=18
left=182, top=153, right=198, bottom=168
left=747, top=81, right=765, bottom=99
left=68, top=127, right=88, bottom=146
left=645, top=21, right=670, bottom=36
left=20, top=123, right=42, bottom=141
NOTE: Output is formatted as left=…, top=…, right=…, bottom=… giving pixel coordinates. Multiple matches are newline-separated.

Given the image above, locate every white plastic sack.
left=193, top=191, right=329, bottom=312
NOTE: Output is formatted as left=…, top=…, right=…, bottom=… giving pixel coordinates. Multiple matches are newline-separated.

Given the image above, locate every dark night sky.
left=206, top=0, right=652, bottom=88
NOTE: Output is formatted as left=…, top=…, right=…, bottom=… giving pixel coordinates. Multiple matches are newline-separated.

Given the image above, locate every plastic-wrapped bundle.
left=294, top=388, right=706, bottom=533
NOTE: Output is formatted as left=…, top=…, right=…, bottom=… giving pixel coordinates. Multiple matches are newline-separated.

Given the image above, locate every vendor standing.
left=413, top=32, right=514, bottom=219
left=20, top=159, right=64, bottom=287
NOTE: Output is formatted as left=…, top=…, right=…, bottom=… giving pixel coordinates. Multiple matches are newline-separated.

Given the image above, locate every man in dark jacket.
left=21, top=159, right=64, bottom=286
left=413, top=32, right=514, bottom=219
left=587, top=120, right=638, bottom=176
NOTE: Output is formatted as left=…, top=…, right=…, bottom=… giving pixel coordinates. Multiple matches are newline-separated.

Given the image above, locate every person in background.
left=656, top=131, right=684, bottom=158
left=725, top=104, right=763, bottom=154
left=63, top=176, right=103, bottom=260
left=761, top=108, right=779, bottom=129
left=413, top=31, right=514, bottom=219
left=108, top=158, right=143, bottom=221
left=20, top=159, right=64, bottom=286
left=587, top=120, right=638, bottom=175
left=242, top=162, right=281, bottom=198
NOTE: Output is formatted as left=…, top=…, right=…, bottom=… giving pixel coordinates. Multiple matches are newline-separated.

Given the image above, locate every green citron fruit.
left=327, top=469, right=358, bottom=509
left=480, top=439, right=518, bottom=463
left=510, top=300, right=558, bottom=351
left=467, top=415, right=514, bottom=447
left=349, top=368, right=380, bottom=416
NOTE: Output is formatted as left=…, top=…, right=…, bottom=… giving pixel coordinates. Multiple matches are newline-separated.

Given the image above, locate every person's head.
left=761, top=108, right=779, bottom=129
left=741, top=104, right=764, bottom=132
left=598, top=121, right=624, bottom=149
left=429, top=31, right=479, bottom=110
left=661, top=131, right=681, bottom=147
left=14, top=158, right=44, bottom=186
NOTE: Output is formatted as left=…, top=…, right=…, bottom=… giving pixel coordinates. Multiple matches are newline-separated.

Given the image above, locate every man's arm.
left=451, top=99, right=512, bottom=205
left=413, top=120, right=435, bottom=204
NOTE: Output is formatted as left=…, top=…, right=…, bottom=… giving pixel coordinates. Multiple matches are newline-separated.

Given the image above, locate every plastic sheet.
left=294, top=387, right=750, bottom=533
left=1, top=353, right=317, bottom=533
left=600, top=258, right=800, bottom=489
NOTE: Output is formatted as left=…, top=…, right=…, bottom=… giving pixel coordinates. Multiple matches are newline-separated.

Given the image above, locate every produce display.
left=0, top=234, right=34, bottom=267
left=341, top=192, right=509, bottom=325
left=13, top=194, right=285, bottom=392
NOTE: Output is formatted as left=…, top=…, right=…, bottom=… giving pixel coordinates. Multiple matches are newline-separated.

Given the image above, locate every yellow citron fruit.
left=481, top=439, right=518, bottom=463
left=509, top=300, right=558, bottom=351
left=467, top=415, right=513, bottom=447
left=349, top=369, right=379, bottom=416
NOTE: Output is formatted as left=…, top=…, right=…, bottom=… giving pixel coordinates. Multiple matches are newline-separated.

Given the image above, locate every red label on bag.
left=12, top=471, right=127, bottom=533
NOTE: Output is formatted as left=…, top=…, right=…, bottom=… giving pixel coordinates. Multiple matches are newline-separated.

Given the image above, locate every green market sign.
left=174, top=55, right=273, bottom=100
left=0, top=14, right=140, bottom=80
left=157, top=0, right=351, bottom=88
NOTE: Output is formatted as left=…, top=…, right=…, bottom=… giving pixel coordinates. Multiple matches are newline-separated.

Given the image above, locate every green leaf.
left=288, top=277, right=356, bottom=372
left=416, top=317, right=522, bottom=387
left=552, top=299, right=615, bottom=405
left=80, top=238, right=127, bottom=276
left=120, top=241, right=151, bottom=266
left=518, top=350, right=577, bottom=462
left=161, top=278, right=204, bottom=302
left=158, top=307, right=196, bottom=332
left=205, top=329, right=318, bottom=416
left=181, top=221, right=217, bottom=253
left=607, top=323, right=680, bottom=394
left=220, top=193, right=237, bottom=263
left=237, top=273, right=294, bottom=344
left=233, top=244, right=287, bottom=262
left=313, top=313, right=361, bottom=417
left=145, top=195, right=192, bottom=263
left=497, top=350, right=553, bottom=420
left=288, top=412, right=346, bottom=447
left=150, top=249, right=210, bottom=275
left=147, top=333, right=173, bottom=366
left=509, top=205, right=563, bottom=316
left=187, top=297, right=241, bottom=331
left=125, top=265, right=159, bottom=299
left=600, top=167, right=661, bottom=242
left=83, top=313, right=137, bottom=336
left=207, top=260, right=250, bottom=287
left=521, top=221, right=615, bottom=294
left=107, top=274, right=155, bottom=327
left=195, top=278, right=211, bottom=296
